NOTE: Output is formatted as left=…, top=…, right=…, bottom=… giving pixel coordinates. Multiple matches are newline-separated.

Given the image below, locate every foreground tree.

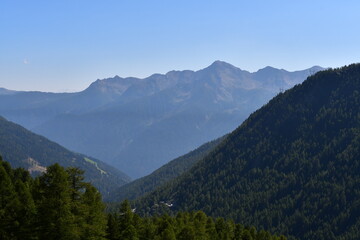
left=0, top=160, right=19, bottom=240
left=81, top=184, right=107, bottom=240
left=37, top=163, right=77, bottom=240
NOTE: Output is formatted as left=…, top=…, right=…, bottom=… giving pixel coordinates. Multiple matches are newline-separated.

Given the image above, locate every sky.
left=1, top=0, right=360, bottom=92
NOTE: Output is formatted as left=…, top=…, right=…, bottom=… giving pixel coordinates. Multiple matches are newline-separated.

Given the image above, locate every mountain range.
left=0, top=61, right=323, bottom=178
left=0, top=116, right=130, bottom=197
left=134, top=64, right=360, bottom=240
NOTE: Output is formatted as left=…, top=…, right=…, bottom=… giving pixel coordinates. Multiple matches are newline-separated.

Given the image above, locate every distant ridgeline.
left=0, top=62, right=323, bottom=178
left=134, top=64, right=360, bottom=240
left=0, top=116, right=130, bottom=197
left=0, top=157, right=286, bottom=240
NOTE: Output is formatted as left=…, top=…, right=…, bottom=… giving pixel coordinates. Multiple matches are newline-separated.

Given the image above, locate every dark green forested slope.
left=0, top=158, right=285, bottom=240
left=108, top=136, right=225, bottom=202
left=135, top=64, right=360, bottom=240
left=0, top=157, right=107, bottom=240
left=0, top=116, right=130, bottom=197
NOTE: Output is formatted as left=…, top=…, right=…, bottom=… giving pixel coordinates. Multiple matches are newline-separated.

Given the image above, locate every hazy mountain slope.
left=0, top=61, right=323, bottom=178
left=108, top=136, right=225, bottom=202
left=0, top=116, right=130, bottom=197
left=0, top=88, right=124, bottom=129
left=135, top=64, right=360, bottom=240
left=33, top=62, right=322, bottom=178
left=0, top=87, right=16, bottom=95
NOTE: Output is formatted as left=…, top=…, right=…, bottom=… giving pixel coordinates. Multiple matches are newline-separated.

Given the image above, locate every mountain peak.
left=207, top=60, right=238, bottom=70
left=256, top=66, right=283, bottom=74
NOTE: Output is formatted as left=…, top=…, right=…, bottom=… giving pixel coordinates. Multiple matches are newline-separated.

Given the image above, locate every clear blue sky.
left=1, top=0, right=360, bottom=92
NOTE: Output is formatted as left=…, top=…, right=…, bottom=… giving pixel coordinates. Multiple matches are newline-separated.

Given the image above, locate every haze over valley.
left=0, top=62, right=323, bottom=178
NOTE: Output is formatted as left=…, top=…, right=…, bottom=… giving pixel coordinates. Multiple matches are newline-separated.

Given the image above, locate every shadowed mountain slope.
left=108, top=136, right=225, bottom=202
left=0, top=116, right=130, bottom=197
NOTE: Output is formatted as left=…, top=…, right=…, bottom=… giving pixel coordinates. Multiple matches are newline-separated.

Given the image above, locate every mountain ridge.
left=1, top=61, right=322, bottom=94
left=0, top=61, right=324, bottom=178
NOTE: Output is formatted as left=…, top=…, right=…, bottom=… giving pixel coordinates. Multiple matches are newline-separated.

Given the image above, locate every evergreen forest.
left=0, top=156, right=284, bottom=240
left=134, top=64, right=360, bottom=240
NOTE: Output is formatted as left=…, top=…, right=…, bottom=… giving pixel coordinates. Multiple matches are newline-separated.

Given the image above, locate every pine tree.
left=67, top=167, right=87, bottom=238
left=215, top=218, right=233, bottom=240
left=159, top=227, right=176, bottom=240
left=241, top=229, right=253, bottom=240
left=0, top=159, right=20, bottom=240
left=138, top=218, right=156, bottom=240
left=205, top=217, right=217, bottom=240
left=118, top=200, right=138, bottom=239
left=156, top=216, right=176, bottom=240
left=37, top=163, right=77, bottom=240
left=13, top=179, right=37, bottom=239
left=193, top=211, right=208, bottom=239
left=177, top=225, right=195, bottom=240
left=107, top=213, right=121, bottom=240
left=80, top=184, right=107, bottom=240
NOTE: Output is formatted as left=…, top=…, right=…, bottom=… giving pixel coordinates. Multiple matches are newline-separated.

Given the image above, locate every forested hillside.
left=0, top=158, right=285, bottom=240
left=0, top=116, right=130, bottom=197
left=135, top=64, right=360, bottom=240
left=108, top=136, right=225, bottom=202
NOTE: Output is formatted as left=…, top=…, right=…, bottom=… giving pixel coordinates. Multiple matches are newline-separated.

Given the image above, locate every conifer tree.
left=13, top=179, right=37, bottom=239
left=0, top=159, right=20, bottom=240
left=80, top=184, right=107, bottom=240
left=205, top=217, right=217, bottom=240
left=67, top=167, right=87, bottom=238
left=118, top=200, right=138, bottom=239
left=37, top=163, right=77, bottom=240
left=194, top=211, right=208, bottom=238
left=107, top=213, right=121, bottom=240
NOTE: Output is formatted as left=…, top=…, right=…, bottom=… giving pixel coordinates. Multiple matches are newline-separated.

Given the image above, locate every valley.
left=0, top=62, right=322, bottom=178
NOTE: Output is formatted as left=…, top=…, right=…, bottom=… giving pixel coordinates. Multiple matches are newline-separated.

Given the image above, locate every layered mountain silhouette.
left=0, top=61, right=323, bottom=178
left=0, top=116, right=130, bottom=197
left=135, top=64, right=360, bottom=240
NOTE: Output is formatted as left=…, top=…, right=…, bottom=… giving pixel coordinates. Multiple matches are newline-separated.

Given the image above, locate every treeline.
left=0, top=156, right=285, bottom=240
left=108, top=200, right=286, bottom=240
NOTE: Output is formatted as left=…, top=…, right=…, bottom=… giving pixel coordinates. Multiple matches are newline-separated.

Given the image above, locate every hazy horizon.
left=1, top=1, right=359, bottom=92
left=0, top=61, right=325, bottom=93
